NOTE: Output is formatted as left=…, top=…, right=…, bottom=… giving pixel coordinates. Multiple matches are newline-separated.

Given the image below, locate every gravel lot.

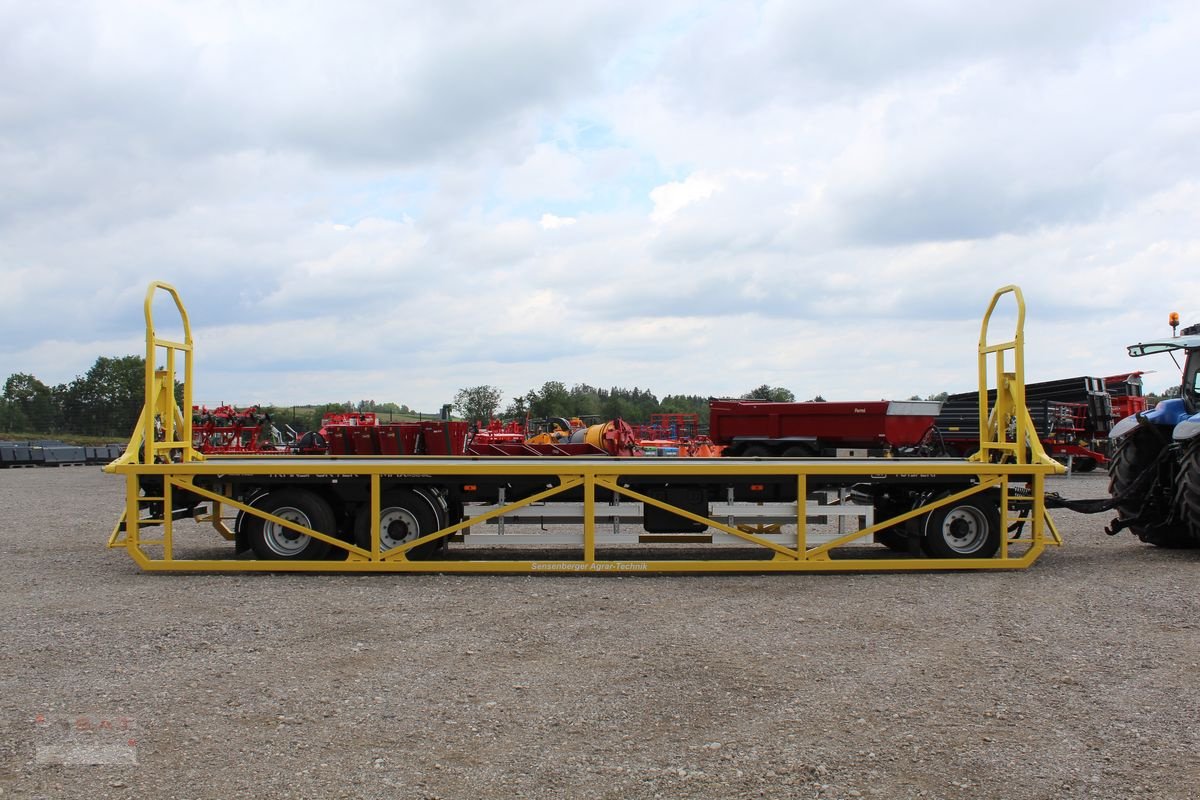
left=1, top=466, right=1198, bottom=799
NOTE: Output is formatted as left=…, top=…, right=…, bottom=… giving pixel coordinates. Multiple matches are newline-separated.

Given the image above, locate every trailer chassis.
left=104, top=283, right=1064, bottom=573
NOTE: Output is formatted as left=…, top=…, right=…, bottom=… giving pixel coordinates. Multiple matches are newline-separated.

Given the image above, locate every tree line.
left=1, top=356, right=151, bottom=439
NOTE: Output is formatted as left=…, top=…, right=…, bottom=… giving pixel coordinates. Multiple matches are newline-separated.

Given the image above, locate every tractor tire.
left=1108, top=427, right=1192, bottom=547
left=354, top=488, right=445, bottom=559
left=741, top=445, right=773, bottom=457
left=920, top=494, right=1001, bottom=559
left=1169, top=440, right=1200, bottom=548
left=246, top=489, right=334, bottom=560
left=781, top=445, right=815, bottom=457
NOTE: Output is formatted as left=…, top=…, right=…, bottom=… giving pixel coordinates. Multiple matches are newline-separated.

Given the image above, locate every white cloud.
left=540, top=214, right=577, bottom=230
left=2, top=1, right=1199, bottom=414
left=649, top=174, right=720, bottom=223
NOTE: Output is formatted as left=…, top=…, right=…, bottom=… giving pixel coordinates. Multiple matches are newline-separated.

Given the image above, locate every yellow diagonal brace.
left=107, top=511, right=129, bottom=548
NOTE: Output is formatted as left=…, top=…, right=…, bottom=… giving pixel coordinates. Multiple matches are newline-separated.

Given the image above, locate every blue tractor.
left=1108, top=319, right=1200, bottom=547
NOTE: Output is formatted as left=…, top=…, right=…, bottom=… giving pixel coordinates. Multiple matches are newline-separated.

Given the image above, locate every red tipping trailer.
left=709, top=399, right=942, bottom=457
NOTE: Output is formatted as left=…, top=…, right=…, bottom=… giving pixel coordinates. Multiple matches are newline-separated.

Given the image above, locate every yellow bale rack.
left=105, top=281, right=1064, bottom=573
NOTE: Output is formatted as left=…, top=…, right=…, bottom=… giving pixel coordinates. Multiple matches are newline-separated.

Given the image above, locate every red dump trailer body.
left=708, top=399, right=942, bottom=457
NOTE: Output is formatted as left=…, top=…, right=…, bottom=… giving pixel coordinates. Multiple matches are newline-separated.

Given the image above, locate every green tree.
left=502, top=394, right=529, bottom=418
left=454, top=385, right=504, bottom=424
left=529, top=381, right=571, bottom=418
left=54, top=356, right=146, bottom=436
left=661, top=394, right=710, bottom=426
left=0, top=397, right=29, bottom=432
left=741, top=384, right=796, bottom=402
left=309, top=402, right=351, bottom=432
left=3, top=373, right=56, bottom=431
left=568, top=383, right=602, bottom=418
left=601, top=392, right=634, bottom=422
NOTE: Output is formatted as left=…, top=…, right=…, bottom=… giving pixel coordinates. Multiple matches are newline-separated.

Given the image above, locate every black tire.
left=920, top=494, right=1001, bottom=558
left=246, top=489, right=334, bottom=560
left=875, top=528, right=913, bottom=553
left=415, top=487, right=451, bottom=556
left=354, top=488, right=444, bottom=559
left=781, top=445, right=814, bottom=457
left=872, top=496, right=917, bottom=553
left=1169, top=439, right=1200, bottom=548
left=1108, top=427, right=1191, bottom=547
left=1072, top=457, right=1098, bottom=473
left=741, top=445, right=773, bottom=457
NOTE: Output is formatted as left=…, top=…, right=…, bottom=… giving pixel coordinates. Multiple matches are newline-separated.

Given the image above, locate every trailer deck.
left=105, top=282, right=1065, bottom=573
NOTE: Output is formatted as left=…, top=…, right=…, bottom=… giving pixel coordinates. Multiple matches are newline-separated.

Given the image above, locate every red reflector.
left=750, top=484, right=764, bottom=492
left=463, top=484, right=477, bottom=492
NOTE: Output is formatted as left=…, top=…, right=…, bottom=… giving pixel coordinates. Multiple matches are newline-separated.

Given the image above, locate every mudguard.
left=1110, top=398, right=1200, bottom=443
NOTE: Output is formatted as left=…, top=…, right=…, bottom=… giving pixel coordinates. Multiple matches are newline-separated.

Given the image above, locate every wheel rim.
left=938, top=506, right=988, bottom=554
left=261, top=505, right=313, bottom=557
left=379, top=506, right=421, bottom=550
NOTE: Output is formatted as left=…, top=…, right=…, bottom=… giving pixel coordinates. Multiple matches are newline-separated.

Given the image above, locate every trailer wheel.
left=920, top=495, right=1000, bottom=558
left=354, top=489, right=444, bottom=559
left=741, top=445, right=772, bottom=457
left=246, top=489, right=334, bottom=560
left=876, top=529, right=912, bottom=553
left=1168, top=440, right=1200, bottom=547
left=1072, top=457, right=1097, bottom=473
left=872, top=496, right=918, bottom=553
left=1109, top=427, right=1191, bottom=547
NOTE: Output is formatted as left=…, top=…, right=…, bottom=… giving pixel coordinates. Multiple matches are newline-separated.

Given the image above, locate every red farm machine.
left=933, top=374, right=1146, bottom=471
left=192, top=405, right=283, bottom=454
left=708, top=399, right=943, bottom=457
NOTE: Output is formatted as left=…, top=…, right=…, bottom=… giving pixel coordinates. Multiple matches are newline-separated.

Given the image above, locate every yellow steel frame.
left=105, top=283, right=1065, bottom=574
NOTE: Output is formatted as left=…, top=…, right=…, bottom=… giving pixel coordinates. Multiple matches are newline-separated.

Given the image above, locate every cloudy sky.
left=3, top=1, right=1200, bottom=412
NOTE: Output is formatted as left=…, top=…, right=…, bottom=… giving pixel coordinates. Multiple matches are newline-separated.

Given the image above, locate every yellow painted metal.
left=105, top=282, right=1066, bottom=574
left=973, top=285, right=1060, bottom=470
left=105, top=281, right=202, bottom=470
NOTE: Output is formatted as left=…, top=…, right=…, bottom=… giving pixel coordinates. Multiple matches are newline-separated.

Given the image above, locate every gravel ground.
left=1, top=467, right=1198, bottom=800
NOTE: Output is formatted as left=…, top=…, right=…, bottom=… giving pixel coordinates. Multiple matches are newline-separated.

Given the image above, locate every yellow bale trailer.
left=105, top=282, right=1064, bottom=573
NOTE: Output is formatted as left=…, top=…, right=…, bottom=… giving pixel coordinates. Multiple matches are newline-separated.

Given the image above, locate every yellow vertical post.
left=1030, top=472, right=1044, bottom=545
left=977, top=340, right=991, bottom=460
left=1013, top=310, right=1028, bottom=464
left=999, top=474, right=1009, bottom=560
left=796, top=474, right=808, bottom=557
left=165, top=348, right=176, bottom=453
left=124, top=474, right=141, bottom=551
left=583, top=474, right=596, bottom=562
left=370, top=474, right=381, bottom=560
left=163, top=479, right=174, bottom=561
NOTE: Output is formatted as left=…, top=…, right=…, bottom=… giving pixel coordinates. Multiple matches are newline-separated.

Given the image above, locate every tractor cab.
left=1117, top=325, right=1200, bottom=439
